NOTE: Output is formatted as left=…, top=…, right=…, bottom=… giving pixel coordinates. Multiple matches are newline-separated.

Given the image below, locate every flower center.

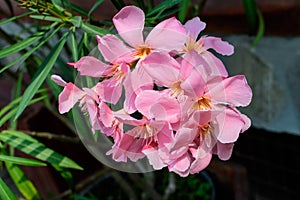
left=195, top=96, right=212, bottom=110
left=170, top=81, right=184, bottom=97
left=184, top=38, right=204, bottom=54
left=135, top=45, right=152, bottom=59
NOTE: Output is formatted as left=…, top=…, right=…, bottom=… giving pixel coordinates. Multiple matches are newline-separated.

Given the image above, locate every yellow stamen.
left=135, top=45, right=152, bottom=59
left=195, top=96, right=212, bottom=110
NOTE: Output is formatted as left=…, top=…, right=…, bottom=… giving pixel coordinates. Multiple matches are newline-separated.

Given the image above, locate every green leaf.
left=52, top=164, right=74, bottom=190
left=14, top=31, right=69, bottom=121
left=70, top=31, right=79, bottom=61
left=2, top=130, right=39, bottom=143
left=0, top=12, right=33, bottom=26
left=146, top=0, right=181, bottom=17
left=30, top=15, right=62, bottom=22
left=0, top=32, right=45, bottom=59
left=0, top=24, right=62, bottom=74
left=0, top=155, right=46, bottom=167
left=69, top=16, right=82, bottom=28
left=110, top=0, right=125, bottom=11
left=0, top=178, right=18, bottom=200
left=251, top=9, right=264, bottom=47
left=81, top=22, right=111, bottom=36
left=0, top=134, right=83, bottom=170
left=5, top=162, right=42, bottom=200
left=178, top=0, right=190, bottom=23
left=242, top=0, right=258, bottom=35
left=88, top=0, right=104, bottom=18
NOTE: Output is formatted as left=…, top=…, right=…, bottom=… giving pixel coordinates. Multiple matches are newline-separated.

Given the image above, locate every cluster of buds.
left=52, top=6, right=252, bottom=176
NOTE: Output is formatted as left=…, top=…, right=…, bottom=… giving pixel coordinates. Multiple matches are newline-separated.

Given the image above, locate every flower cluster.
left=52, top=6, right=252, bottom=177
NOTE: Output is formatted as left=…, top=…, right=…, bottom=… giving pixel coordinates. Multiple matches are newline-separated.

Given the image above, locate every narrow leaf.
left=242, top=0, right=258, bottom=35
left=0, top=178, right=18, bottom=200
left=5, top=162, right=42, bottom=200
left=88, top=0, right=104, bottom=18
left=0, top=12, right=33, bottom=26
left=0, top=134, right=83, bottom=170
left=146, top=0, right=181, bottom=17
left=2, top=130, right=39, bottom=143
left=0, top=155, right=46, bottom=167
left=14, top=31, right=69, bottom=120
left=81, top=22, right=110, bottom=36
left=70, top=31, right=79, bottom=61
left=0, top=32, right=44, bottom=59
left=251, top=9, right=264, bottom=47
left=0, top=24, right=62, bottom=74
left=30, top=15, right=62, bottom=22
left=178, top=0, right=190, bottom=23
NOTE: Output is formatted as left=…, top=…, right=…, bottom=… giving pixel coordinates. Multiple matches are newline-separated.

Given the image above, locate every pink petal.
left=74, top=56, right=109, bottom=77
left=146, top=17, right=187, bottom=51
left=214, top=142, right=234, bottom=160
left=51, top=75, right=67, bottom=87
left=96, top=78, right=123, bottom=105
left=135, top=90, right=180, bottom=123
left=168, top=153, right=191, bottom=177
left=189, top=152, right=212, bottom=174
left=215, top=107, right=247, bottom=143
left=141, top=52, right=180, bottom=87
left=203, top=36, right=234, bottom=56
left=99, top=101, right=114, bottom=127
left=171, top=128, right=197, bottom=152
left=209, top=75, right=252, bottom=107
left=113, top=6, right=144, bottom=48
left=96, top=34, right=134, bottom=63
left=180, top=67, right=206, bottom=99
left=201, top=51, right=228, bottom=77
left=58, top=83, right=85, bottom=114
left=142, top=145, right=166, bottom=169
left=184, top=17, right=206, bottom=40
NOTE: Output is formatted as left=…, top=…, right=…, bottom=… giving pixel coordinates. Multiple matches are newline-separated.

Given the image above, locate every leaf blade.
left=0, top=155, right=46, bottom=167
left=0, top=134, right=83, bottom=170
left=0, top=178, right=18, bottom=200
left=14, top=31, right=69, bottom=120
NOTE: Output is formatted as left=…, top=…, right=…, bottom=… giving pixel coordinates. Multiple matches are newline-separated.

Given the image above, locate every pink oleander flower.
left=51, top=5, right=253, bottom=177
left=183, top=17, right=234, bottom=77
left=107, top=90, right=181, bottom=164
left=51, top=75, right=114, bottom=133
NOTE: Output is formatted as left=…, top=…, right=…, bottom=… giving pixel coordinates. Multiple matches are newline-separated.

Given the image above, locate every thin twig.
left=22, top=130, right=80, bottom=144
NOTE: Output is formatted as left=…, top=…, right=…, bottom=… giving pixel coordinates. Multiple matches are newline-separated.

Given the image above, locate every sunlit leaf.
left=14, top=31, right=69, bottom=120
left=0, top=155, right=46, bottom=167
left=5, top=162, right=42, bottom=200
left=81, top=22, right=110, bottom=36
left=0, top=134, right=83, bottom=170
left=0, top=178, right=18, bottom=200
